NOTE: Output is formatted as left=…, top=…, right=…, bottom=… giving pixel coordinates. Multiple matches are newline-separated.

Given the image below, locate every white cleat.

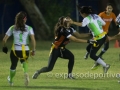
left=7, top=76, right=13, bottom=86
left=24, top=73, right=29, bottom=86
left=68, top=76, right=75, bottom=79
left=103, top=64, right=110, bottom=73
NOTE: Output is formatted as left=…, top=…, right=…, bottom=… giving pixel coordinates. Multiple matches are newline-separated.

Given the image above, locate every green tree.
left=1, top=0, right=73, bottom=40
left=35, top=0, right=73, bottom=39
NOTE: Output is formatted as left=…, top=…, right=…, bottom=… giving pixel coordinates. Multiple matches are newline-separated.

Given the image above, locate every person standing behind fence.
left=2, top=11, right=36, bottom=86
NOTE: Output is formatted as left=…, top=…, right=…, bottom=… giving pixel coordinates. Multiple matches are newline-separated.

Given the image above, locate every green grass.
left=0, top=40, right=120, bottom=90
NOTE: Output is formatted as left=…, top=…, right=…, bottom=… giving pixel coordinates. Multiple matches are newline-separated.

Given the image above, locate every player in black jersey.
left=32, top=16, right=95, bottom=79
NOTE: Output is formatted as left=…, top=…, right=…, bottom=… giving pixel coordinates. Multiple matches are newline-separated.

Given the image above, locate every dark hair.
left=54, top=16, right=65, bottom=36
left=15, top=11, right=27, bottom=32
left=78, top=6, right=93, bottom=14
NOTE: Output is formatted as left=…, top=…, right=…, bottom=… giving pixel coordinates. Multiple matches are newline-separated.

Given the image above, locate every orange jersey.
left=99, top=11, right=116, bottom=33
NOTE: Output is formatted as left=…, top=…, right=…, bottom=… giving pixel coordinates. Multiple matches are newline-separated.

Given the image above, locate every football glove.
left=2, top=46, right=8, bottom=54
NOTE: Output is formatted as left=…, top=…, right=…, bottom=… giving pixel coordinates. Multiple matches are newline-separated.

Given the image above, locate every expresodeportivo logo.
left=46, top=72, right=119, bottom=79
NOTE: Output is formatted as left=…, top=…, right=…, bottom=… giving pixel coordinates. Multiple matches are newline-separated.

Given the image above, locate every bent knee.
left=47, top=67, right=53, bottom=72
left=90, top=54, right=95, bottom=60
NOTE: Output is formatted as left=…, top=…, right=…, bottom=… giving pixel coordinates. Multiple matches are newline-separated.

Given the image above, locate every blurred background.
left=0, top=0, right=120, bottom=40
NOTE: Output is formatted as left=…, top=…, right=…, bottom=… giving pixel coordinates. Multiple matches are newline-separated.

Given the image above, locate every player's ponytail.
left=88, top=6, right=93, bottom=14
left=78, top=6, right=94, bottom=14
left=15, top=11, right=27, bottom=32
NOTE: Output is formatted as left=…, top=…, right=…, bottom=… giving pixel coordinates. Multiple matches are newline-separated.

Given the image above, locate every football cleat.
left=7, top=76, right=13, bottom=86
left=32, top=71, right=39, bottom=79
left=84, top=52, right=89, bottom=59
left=103, top=64, right=110, bottom=73
left=68, top=76, right=75, bottom=79
left=91, top=63, right=100, bottom=70
left=68, top=73, right=75, bottom=79
left=24, top=73, right=29, bottom=86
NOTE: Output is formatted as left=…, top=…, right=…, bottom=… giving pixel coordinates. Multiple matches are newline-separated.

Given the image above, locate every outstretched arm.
left=68, top=35, right=96, bottom=44
left=109, top=33, right=120, bottom=41
left=68, top=35, right=87, bottom=43
left=71, top=21, right=82, bottom=26
left=73, top=31, right=92, bottom=39
left=69, top=19, right=83, bottom=27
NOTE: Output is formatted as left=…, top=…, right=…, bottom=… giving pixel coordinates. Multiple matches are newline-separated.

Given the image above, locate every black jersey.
left=53, top=26, right=76, bottom=48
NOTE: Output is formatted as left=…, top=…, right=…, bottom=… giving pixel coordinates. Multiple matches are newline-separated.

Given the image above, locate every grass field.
left=0, top=40, right=120, bottom=90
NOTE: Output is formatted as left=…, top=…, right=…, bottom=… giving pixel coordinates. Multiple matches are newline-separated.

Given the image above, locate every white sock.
left=96, top=58, right=106, bottom=67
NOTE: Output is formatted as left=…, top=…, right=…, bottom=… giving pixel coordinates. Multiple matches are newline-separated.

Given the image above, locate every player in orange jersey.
left=97, top=3, right=116, bottom=57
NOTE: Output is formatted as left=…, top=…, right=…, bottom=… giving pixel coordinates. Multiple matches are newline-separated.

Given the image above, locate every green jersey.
left=82, top=14, right=106, bottom=38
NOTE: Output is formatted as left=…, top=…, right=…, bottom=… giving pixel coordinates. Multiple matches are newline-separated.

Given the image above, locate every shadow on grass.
left=1, top=85, right=92, bottom=90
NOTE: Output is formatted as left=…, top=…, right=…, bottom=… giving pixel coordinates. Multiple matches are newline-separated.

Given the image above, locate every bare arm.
left=30, top=35, right=36, bottom=51
left=67, top=18, right=83, bottom=26
left=109, top=34, right=120, bottom=41
left=2, top=35, right=9, bottom=47
left=73, top=31, right=92, bottom=38
left=71, top=21, right=82, bottom=27
left=68, top=35, right=87, bottom=43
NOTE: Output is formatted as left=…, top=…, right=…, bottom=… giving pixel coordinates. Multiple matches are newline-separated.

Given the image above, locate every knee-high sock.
left=96, top=58, right=106, bottom=67
left=22, top=62, right=28, bottom=73
left=10, top=70, right=16, bottom=82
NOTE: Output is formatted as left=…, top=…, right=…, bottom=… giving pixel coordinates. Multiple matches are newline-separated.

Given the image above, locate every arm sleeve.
left=6, top=25, right=14, bottom=36
left=29, top=27, right=34, bottom=35
left=60, top=28, right=72, bottom=38
left=81, top=18, right=90, bottom=27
